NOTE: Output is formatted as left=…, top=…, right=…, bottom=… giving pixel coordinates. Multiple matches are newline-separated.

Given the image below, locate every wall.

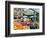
left=0, top=0, right=46, bottom=38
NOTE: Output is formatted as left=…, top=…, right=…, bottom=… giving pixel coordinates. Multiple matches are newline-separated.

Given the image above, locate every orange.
left=14, top=22, right=23, bottom=30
